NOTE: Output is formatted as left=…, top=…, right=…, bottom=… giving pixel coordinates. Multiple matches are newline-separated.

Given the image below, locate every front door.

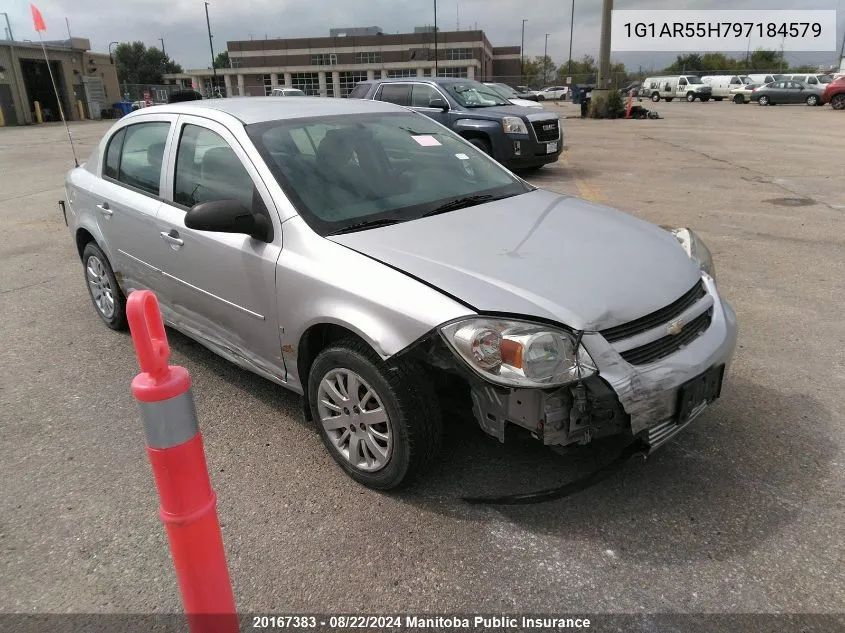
left=155, top=115, right=284, bottom=379
left=94, top=117, right=175, bottom=293
left=410, top=83, right=451, bottom=125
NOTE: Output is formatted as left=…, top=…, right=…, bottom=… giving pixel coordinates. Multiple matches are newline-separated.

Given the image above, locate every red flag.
left=31, top=4, right=47, bottom=32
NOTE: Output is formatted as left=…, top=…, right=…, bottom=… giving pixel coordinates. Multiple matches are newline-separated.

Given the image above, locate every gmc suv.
left=349, top=78, right=563, bottom=170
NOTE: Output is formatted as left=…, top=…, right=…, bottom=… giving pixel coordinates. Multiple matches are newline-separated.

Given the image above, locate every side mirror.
left=428, top=97, right=449, bottom=111
left=185, top=199, right=271, bottom=241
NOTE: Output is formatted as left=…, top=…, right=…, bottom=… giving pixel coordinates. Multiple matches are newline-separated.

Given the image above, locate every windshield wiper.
left=328, top=218, right=403, bottom=236
left=421, top=194, right=497, bottom=217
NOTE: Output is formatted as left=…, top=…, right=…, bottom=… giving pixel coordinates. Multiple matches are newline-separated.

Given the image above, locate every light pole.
left=543, top=33, right=549, bottom=86
left=1, top=12, right=14, bottom=41
left=597, top=0, right=613, bottom=89
left=159, top=37, right=166, bottom=56
left=520, top=19, right=526, bottom=84
left=204, top=2, right=217, bottom=94
left=567, top=0, right=575, bottom=82
left=433, top=0, right=438, bottom=76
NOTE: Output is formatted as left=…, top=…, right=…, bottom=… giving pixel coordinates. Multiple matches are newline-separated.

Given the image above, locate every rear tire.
left=308, top=339, right=442, bottom=490
left=733, top=94, right=744, bottom=104
left=81, top=242, right=127, bottom=331
left=651, top=93, right=660, bottom=102
left=467, top=137, right=492, bottom=156
left=831, top=94, right=845, bottom=110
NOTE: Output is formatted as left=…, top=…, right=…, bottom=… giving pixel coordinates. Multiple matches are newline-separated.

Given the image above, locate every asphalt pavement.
left=1, top=100, right=843, bottom=618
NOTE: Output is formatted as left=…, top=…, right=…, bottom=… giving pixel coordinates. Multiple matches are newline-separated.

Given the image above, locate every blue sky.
left=3, top=0, right=843, bottom=71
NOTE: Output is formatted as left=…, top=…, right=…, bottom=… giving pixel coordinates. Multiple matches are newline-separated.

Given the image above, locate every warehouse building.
left=0, top=37, right=119, bottom=126
left=164, top=27, right=521, bottom=98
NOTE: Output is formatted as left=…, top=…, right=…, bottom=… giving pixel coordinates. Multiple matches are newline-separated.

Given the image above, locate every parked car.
left=483, top=82, right=542, bottom=107
left=701, top=75, right=750, bottom=101
left=270, top=87, right=306, bottom=97
left=167, top=90, right=204, bottom=104
left=822, top=76, right=845, bottom=110
left=783, top=73, right=834, bottom=87
left=640, top=75, right=713, bottom=102
left=750, top=80, right=825, bottom=106
left=745, top=73, right=785, bottom=86
left=63, top=97, right=736, bottom=489
left=729, top=83, right=761, bottom=104
left=536, top=86, right=569, bottom=101
left=350, top=78, right=562, bottom=170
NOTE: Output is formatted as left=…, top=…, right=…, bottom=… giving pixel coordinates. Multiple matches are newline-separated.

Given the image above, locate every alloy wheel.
left=86, top=255, right=115, bottom=318
left=317, top=369, right=393, bottom=472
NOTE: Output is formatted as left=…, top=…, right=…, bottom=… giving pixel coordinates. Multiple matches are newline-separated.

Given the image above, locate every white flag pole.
left=37, top=30, right=79, bottom=166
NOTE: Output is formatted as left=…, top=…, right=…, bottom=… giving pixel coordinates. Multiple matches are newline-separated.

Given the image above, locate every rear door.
left=785, top=81, right=805, bottom=103
left=94, top=116, right=176, bottom=292
left=155, top=115, right=285, bottom=378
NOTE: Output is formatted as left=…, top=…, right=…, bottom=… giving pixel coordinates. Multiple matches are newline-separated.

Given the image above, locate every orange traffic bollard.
left=127, top=290, right=238, bottom=633
left=625, top=92, right=634, bottom=119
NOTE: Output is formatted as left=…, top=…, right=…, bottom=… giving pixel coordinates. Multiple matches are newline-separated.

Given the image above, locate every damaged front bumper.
left=458, top=276, right=738, bottom=452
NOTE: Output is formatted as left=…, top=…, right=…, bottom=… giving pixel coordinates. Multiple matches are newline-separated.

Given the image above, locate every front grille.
left=620, top=308, right=713, bottom=366
left=600, top=280, right=706, bottom=343
left=532, top=120, right=560, bottom=143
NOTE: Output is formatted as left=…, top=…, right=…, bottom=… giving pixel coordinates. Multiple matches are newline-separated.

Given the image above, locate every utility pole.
left=544, top=33, right=549, bottom=85
left=521, top=19, right=526, bottom=83
left=597, top=0, right=613, bottom=89
left=433, top=0, right=438, bottom=76
left=159, top=37, right=166, bottom=56
left=567, top=0, right=575, bottom=82
left=204, top=2, right=217, bottom=93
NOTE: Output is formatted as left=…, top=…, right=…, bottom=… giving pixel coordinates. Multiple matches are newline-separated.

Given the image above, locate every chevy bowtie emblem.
left=667, top=319, right=686, bottom=336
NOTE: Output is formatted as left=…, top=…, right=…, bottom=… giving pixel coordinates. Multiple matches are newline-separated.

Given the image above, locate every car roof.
left=120, top=96, right=404, bottom=125
left=370, top=77, right=476, bottom=85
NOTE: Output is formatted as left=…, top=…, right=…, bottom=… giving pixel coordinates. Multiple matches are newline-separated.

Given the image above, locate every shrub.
left=589, top=90, right=627, bottom=119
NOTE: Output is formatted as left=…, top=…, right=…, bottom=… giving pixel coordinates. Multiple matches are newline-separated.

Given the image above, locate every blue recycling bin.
left=114, top=101, right=133, bottom=117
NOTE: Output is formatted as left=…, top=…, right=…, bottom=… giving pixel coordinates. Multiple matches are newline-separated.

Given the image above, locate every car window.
left=247, top=112, right=530, bottom=236
left=377, top=84, right=412, bottom=106
left=730, top=77, right=741, bottom=85
left=104, top=128, right=126, bottom=179
left=807, top=77, right=818, bottom=85
left=347, top=83, right=371, bottom=99
left=444, top=81, right=510, bottom=107
left=819, top=75, right=833, bottom=84
left=410, top=83, right=441, bottom=107
left=173, top=124, right=255, bottom=210
left=678, top=78, right=688, bottom=86
left=116, top=122, right=170, bottom=196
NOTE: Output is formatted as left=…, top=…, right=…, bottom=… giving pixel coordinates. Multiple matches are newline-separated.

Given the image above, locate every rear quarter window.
left=103, top=128, right=126, bottom=179
left=348, top=83, right=371, bottom=99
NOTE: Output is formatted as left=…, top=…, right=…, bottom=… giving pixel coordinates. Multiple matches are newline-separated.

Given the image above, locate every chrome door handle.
left=159, top=231, right=184, bottom=247
left=96, top=203, right=113, bottom=216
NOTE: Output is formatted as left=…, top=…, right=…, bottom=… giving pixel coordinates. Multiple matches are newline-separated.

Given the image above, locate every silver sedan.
left=64, top=97, right=737, bottom=489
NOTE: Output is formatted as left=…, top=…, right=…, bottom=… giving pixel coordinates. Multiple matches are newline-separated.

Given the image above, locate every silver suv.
left=64, top=97, right=737, bottom=490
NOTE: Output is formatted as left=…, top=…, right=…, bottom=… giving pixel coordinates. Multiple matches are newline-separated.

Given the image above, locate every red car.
left=823, top=77, right=845, bottom=110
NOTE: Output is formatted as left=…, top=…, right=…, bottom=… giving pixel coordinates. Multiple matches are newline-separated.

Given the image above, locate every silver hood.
left=329, top=189, right=702, bottom=331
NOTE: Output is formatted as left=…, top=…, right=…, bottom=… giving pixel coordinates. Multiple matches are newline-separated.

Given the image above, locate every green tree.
left=522, top=55, right=556, bottom=87
left=748, top=49, right=788, bottom=71
left=114, top=41, right=183, bottom=84
left=664, top=54, right=704, bottom=72
left=557, top=55, right=597, bottom=84
left=214, top=51, right=230, bottom=69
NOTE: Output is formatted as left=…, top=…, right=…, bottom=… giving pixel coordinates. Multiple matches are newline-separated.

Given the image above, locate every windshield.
left=247, top=112, right=531, bottom=236
left=444, top=81, right=511, bottom=107
left=686, top=76, right=704, bottom=84
left=487, top=83, right=520, bottom=98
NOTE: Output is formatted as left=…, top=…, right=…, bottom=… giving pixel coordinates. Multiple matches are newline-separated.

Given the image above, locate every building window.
left=437, top=67, right=468, bottom=78
left=339, top=71, right=369, bottom=97
left=355, top=51, right=382, bottom=64
left=446, top=48, right=474, bottom=60
left=326, top=77, right=334, bottom=98
left=262, top=74, right=273, bottom=96
left=291, top=72, right=320, bottom=96
left=230, top=58, right=242, bottom=69
left=408, top=48, right=430, bottom=62
left=387, top=68, right=416, bottom=78
left=311, top=53, right=337, bottom=66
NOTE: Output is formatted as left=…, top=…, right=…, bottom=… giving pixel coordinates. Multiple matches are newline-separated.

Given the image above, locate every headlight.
left=502, top=116, right=529, bottom=135
left=439, top=318, right=596, bottom=388
left=667, top=227, right=716, bottom=281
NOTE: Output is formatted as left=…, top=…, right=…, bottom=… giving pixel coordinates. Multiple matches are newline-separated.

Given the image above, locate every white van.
left=784, top=73, right=834, bottom=87
left=745, top=73, right=785, bottom=86
left=640, top=76, right=713, bottom=102
left=701, top=75, right=750, bottom=101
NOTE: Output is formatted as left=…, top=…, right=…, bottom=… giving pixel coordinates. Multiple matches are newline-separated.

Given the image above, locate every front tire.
left=758, top=95, right=770, bottom=106
left=467, top=137, right=492, bottom=156
left=81, top=242, right=127, bottom=330
left=308, top=340, right=442, bottom=490
left=651, top=93, right=660, bottom=102
left=806, top=95, right=819, bottom=106
left=733, top=94, right=744, bottom=104
left=686, top=92, right=696, bottom=102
